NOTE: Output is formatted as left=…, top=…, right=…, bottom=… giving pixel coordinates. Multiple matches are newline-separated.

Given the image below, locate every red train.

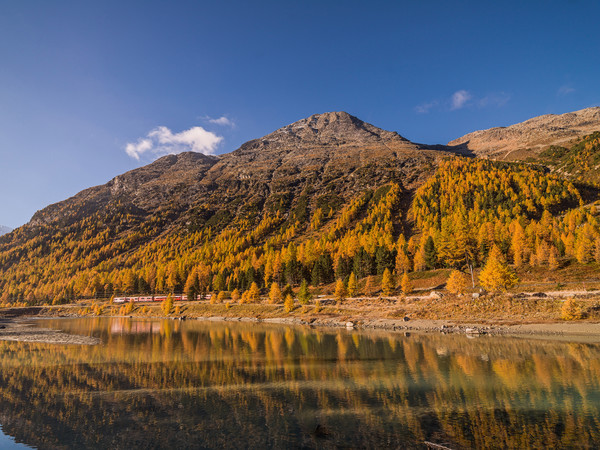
left=113, top=295, right=188, bottom=304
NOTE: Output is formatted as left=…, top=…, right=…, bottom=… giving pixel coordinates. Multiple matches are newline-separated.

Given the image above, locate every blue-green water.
left=0, top=317, right=599, bottom=449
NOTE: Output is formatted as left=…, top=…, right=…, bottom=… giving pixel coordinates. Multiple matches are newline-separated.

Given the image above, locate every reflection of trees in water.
left=0, top=319, right=599, bottom=448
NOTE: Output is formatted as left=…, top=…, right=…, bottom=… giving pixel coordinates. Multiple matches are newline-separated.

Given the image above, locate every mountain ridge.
left=448, top=106, right=600, bottom=159
left=30, top=152, right=219, bottom=227
left=16, top=107, right=600, bottom=231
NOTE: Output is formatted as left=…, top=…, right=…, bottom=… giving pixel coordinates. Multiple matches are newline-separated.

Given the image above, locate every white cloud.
left=125, top=125, right=223, bottom=161
left=451, top=90, right=472, bottom=110
left=415, top=101, right=439, bottom=114
left=125, top=138, right=153, bottom=159
left=557, top=85, right=575, bottom=96
left=478, top=92, right=511, bottom=108
left=415, top=90, right=509, bottom=114
left=208, top=116, right=234, bottom=127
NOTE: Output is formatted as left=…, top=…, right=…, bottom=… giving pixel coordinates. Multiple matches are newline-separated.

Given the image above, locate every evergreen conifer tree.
left=424, top=236, right=437, bottom=269
left=298, top=279, right=312, bottom=305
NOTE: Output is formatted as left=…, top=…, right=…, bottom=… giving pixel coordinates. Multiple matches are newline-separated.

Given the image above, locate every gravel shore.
left=0, top=319, right=100, bottom=345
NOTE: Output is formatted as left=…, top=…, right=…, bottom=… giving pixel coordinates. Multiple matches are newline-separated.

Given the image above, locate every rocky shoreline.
left=200, top=315, right=600, bottom=339
left=3, top=303, right=600, bottom=346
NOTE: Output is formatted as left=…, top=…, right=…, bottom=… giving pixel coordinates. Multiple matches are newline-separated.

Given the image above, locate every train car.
left=113, top=295, right=188, bottom=303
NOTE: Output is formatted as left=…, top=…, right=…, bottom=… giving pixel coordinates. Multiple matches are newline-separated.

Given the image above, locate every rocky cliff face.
left=448, top=107, right=600, bottom=159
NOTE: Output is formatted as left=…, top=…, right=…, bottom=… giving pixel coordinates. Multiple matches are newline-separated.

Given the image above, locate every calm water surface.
left=0, top=317, right=599, bottom=449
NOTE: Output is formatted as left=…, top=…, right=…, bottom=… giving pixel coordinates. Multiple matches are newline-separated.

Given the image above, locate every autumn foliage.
left=446, top=270, right=470, bottom=295
left=2, top=154, right=600, bottom=305
left=478, top=246, right=519, bottom=292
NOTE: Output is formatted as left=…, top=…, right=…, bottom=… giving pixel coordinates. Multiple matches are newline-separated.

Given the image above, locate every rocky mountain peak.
left=237, top=111, right=408, bottom=154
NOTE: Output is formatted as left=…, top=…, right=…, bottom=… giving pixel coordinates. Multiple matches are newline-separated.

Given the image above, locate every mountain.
left=448, top=107, right=600, bottom=159
left=199, top=111, right=452, bottom=205
left=0, top=226, right=11, bottom=236
left=31, top=111, right=448, bottom=229
left=1, top=109, right=599, bottom=305
left=0, top=111, right=458, bottom=302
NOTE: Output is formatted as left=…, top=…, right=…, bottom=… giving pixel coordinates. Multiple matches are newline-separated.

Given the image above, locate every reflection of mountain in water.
left=0, top=318, right=599, bottom=449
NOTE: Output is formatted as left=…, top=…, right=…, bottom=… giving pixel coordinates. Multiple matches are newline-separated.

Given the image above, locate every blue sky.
left=1, top=0, right=599, bottom=228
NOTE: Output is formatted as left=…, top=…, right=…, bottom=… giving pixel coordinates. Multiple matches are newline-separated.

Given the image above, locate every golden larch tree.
left=400, top=272, right=413, bottom=295
left=347, top=272, right=358, bottom=297
left=446, top=270, right=469, bottom=295
left=284, top=294, right=295, bottom=313
left=334, top=279, right=346, bottom=301
left=478, top=246, right=519, bottom=292
left=248, top=282, right=261, bottom=303
left=382, top=268, right=395, bottom=296
left=269, top=282, right=283, bottom=304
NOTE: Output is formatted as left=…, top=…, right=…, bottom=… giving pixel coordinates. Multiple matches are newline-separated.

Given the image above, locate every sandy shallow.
left=0, top=320, right=101, bottom=345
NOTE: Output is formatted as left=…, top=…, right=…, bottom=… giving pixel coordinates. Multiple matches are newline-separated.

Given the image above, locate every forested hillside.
left=0, top=112, right=452, bottom=303
left=537, top=132, right=600, bottom=184
left=408, top=158, right=596, bottom=271
left=1, top=111, right=600, bottom=305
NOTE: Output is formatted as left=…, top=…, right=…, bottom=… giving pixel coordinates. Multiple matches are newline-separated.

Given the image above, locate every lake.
left=0, top=317, right=599, bottom=449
